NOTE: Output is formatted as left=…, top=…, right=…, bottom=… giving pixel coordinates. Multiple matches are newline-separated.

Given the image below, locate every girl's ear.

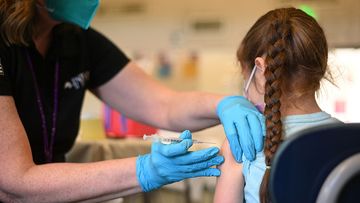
left=254, top=57, right=267, bottom=93
left=255, top=57, right=266, bottom=74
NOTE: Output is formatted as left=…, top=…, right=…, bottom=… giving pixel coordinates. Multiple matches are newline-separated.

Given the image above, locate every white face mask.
left=243, top=65, right=265, bottom=112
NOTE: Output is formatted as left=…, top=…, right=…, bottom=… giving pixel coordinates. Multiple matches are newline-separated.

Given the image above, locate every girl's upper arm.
left=213, top=139, right=244, bottom=203
left=0, top=96, right=34, bottom=193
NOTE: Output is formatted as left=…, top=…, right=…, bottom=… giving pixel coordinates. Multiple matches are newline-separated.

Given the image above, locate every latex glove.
left=136, top=130, right=224, bottom=192
left=217, top=96, right=266, bottom=162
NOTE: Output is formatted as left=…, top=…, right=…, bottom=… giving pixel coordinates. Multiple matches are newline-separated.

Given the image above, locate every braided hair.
left=260, top=9, right=291, bottom=203
left=237, top=8, right=329, bottom=203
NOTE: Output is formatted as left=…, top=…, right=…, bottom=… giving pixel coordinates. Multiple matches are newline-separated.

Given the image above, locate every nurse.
left=0, top=0, right=264, bottom=202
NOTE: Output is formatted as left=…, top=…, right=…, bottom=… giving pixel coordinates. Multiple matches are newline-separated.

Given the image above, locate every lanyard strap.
left=25, top=50, right=60, bottom=163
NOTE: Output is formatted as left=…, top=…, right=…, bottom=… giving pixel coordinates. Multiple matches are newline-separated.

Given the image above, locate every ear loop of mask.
left=244, top=65, right=257, bottom=97
left=244, top=65, right=266, bottom=112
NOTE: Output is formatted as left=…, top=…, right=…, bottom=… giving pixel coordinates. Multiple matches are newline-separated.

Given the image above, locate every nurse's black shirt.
left=0, top=24, right=130, bottom=164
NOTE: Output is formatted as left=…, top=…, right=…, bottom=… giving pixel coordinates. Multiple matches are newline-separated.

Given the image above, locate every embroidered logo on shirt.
left=0, top=58, right=4, bottom=76
left=64, top=71, right=90, bottom=90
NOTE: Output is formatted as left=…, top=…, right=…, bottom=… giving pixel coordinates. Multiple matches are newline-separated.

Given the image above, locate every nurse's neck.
left=33, top=3, right=60, bottom=58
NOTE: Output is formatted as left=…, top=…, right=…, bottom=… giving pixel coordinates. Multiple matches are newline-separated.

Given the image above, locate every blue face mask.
left=45, top=0, right=100, bottom=30
left=243, top=65, right=266, bottom=112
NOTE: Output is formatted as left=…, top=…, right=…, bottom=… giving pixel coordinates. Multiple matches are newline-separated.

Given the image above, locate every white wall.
left=94, top=0, right=360, bottom=49
left=81, top=0, right=360, bottom=122
left=318, top=48, right=360, bottom=122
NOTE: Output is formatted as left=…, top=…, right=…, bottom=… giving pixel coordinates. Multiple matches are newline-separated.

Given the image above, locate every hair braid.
left=259, top=9, right=291, bottom=203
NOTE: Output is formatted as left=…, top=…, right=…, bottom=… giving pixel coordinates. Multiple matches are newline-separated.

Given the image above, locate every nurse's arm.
left=0, top=96, right=142, bottom=202
left=93, top=61, right=224, bottom=132
left=214, top=139, right=244, bottom=203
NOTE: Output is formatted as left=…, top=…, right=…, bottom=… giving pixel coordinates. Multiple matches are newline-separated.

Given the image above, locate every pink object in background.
left=103, top=105, right=157, bottom=138
left=335, top=100, right=346, bottom=113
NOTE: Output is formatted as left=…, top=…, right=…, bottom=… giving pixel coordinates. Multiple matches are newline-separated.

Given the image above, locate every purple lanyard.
left=25, top=50, right=59, bottom=163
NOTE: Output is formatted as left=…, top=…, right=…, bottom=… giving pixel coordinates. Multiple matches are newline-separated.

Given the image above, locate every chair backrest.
left=316, top=153, right=360, bottom=203
left=269, top=123, right=360, bottom=203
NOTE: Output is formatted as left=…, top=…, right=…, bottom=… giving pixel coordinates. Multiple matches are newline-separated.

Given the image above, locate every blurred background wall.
left=71, top=1, right=360, bottom=202
left=79, top=0, right=360, bottom=140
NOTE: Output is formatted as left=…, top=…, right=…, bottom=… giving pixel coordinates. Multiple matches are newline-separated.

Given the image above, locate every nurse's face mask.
left=45, top=0, right=100, bottom=30
left=243, top=65, right=266, bottom=112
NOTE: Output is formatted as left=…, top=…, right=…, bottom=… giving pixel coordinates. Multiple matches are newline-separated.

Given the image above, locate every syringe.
left=143, top=134, right=216, bottom=145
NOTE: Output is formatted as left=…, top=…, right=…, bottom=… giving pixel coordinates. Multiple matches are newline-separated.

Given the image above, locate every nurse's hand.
left=217, top=96, right=265, bottom=163
left=136, top=130, right=224, bottom=192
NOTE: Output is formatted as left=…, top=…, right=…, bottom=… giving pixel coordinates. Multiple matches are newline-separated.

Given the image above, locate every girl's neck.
left=281, top=93, right=322, bottom=116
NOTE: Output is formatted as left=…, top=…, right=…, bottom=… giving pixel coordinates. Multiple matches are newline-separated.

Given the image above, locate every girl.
left=214, top=7, right=342, bottom=203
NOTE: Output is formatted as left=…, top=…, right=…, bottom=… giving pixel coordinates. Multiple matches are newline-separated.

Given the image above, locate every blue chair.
left=269, top=123, right=360, bottom=203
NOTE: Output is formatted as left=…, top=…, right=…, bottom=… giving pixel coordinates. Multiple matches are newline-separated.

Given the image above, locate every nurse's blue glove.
left=136, top=130, right=224, bottom=192
left=217, top=96, right=266, bottom=163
